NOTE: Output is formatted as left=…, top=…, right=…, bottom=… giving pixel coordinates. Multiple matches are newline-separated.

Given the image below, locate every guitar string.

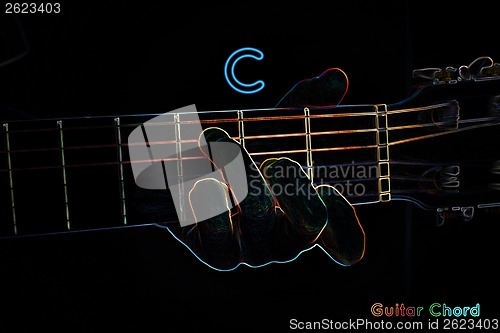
left=0, top=101, right=459, bottom=178
left=1, top=116, right=498, bottom=164
left=1, top=120, right=499, bottom=175
left=1, top=97, right=499, bottom=177
left=1, top=114, right=495, bottom=157
left=1, top=102, right=452, bottom=134
left=0, top=98, right=477, bottom=154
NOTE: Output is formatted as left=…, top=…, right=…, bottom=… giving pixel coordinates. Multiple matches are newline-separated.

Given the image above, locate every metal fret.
left=237, top=110, right=245, bottom=147
left=375, top=104, right=391, bottom=202
left=3, top=123, right=17, bottom=235
left=174, top=113, right=186, bottom=222
left=57, top=120, right=71, bottom=230
left=115, top=118, right=127, bottom=225
left=304, top=107, right=313, bottom=181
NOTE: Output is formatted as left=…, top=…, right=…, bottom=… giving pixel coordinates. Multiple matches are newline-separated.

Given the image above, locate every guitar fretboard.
left=2, top=100, right=499, bottom=237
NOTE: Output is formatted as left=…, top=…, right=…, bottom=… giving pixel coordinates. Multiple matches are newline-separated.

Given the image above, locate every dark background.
left=0, top=1, right=498, bottom=332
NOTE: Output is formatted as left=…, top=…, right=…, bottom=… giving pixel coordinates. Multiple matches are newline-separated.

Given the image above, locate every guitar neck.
left=1, top=97, right=499, bottom=237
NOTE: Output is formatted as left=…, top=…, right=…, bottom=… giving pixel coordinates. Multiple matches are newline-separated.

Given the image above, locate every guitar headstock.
left=387, top=56, right=500, bottom=224
left=412, top=56, right=500, bottom=85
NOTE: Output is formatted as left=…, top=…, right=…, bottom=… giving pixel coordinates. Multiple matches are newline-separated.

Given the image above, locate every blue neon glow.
left=224, top=47, right=265, bottom=94
left=159, top=222, right=350, bottom=272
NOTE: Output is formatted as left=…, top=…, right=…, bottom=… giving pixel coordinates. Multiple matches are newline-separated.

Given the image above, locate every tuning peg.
left=458, top=56, right=498, bottom=80
left=479, top=62, right=500, bottom=78
left=412, top=67, right=442, bottom=81
left=412, top=66, right=459, bottom=84
left=434, top=66, right=458, bottom=84
left=468, top=56, right=494, bottom=78
left=412, top=56, right=498, bottom=84
left=458, top=65, right=471, bottom=80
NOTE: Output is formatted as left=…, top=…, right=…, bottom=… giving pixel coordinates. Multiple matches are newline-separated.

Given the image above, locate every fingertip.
left=315, top=184, right=366, bottom=265
left=189, top=178, right=233, bottom=224
left=260, top=157, right=327, bottom=239
left=200, top=127, right=234, bottom=143
left=183, top=178, right=242, bottom=270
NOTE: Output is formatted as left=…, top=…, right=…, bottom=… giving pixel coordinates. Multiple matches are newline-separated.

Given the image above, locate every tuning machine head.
left=413, top=66, right=459, bottom=85
left=412, top=56, right=500, bottom=85
left=478, top=62, right=500, bottom=78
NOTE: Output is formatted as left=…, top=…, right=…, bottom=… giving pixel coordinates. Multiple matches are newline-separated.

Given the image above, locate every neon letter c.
left=224, top=47, right=265, bottom=94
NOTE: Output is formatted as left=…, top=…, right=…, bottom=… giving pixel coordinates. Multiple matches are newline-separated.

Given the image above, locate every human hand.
left=167, top=127, right=365, bottom=271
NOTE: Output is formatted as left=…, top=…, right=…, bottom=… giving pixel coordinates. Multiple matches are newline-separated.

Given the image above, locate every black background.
left=0, top=1, right=498, bottom=332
